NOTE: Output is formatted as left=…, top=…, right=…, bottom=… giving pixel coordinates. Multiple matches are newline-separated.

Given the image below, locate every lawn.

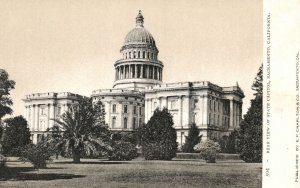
left=0, top=158, right=262, bottom=188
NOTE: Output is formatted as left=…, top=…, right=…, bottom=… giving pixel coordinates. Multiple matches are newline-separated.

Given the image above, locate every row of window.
left=94, top=96, right=142, bottom=102
left=31, top=106, right=64, bottom=116
left=153, top=98, right=200, bottom=110
left=112, top=104, right=142, bottom=115
left=111, top=116, right=142, bottom=129
left=123, top=50, right=157, bottom=60
left=208, top=113, right=230, bottom=127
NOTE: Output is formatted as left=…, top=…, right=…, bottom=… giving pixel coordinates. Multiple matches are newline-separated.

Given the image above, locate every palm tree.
left=50, top=98, right=112, bottom=163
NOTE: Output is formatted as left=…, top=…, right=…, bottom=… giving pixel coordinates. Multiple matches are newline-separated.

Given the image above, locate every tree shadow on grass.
left=0, top=167, right=85, bottom=181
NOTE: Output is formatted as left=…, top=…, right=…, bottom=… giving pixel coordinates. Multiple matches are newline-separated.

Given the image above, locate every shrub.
left=112, top=132, right=138, bottom=145
left=108, top=141, right=137, bottom=161
left=182, top=123, right=202, bottom=153
left=227, top=130, right=239, bottom=154
left=139, top=108, right=177, bottom=160
left=218, top=135, right=229, bottom=153
left=21, top=143, right=53, bottom=168
left=194, top=139, right=221, bottom=163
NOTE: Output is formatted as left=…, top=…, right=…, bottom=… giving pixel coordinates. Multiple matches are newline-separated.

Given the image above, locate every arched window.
left=129, top=52, right=131, bottom=59
left=124, top=117, right=128, bottom=129
left=143, top=51, right=145, bottom=58
left=133, top=51, right=136, bottom=58
left=147, top=52, right=150, bottom=59
left=151, top=53, right=154, bottom=59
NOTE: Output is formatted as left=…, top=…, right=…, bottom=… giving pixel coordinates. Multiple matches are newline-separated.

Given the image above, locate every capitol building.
left=23, top=11, right=244, bottom=145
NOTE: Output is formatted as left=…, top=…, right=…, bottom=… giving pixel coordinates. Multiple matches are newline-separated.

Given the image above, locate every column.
left=152, top=66, right=155, bottom=79
left=130, top=65, right=133, bottom=78
left=124, top=65, right=127, bottom=78
left=126, top=65, right=129, bottom=78
left=123, top=65, right=126, bottom=79
left=157, top=68, right=160, bottom=80
left=147, top=65, right=150, bottom=78
left=178, top=96, right=183, bottom=128
left=31, top=105, right=35, bottom=131
left=49, top=104, right=55, bottom=129
left=47, top=104, right=50, bottom=130
left=106, top=102, right=110, bottom=126
left=119, top=66, right=123, bottom=79
left=229, top=99, right=234, bottom=130
left=34, top=104, right=39, bottom=131
left=26, top=106, right=30, bottom=125
left=140, top=65, right=144, bottom=78
left=182, top=96, right=190, bottom=127
left=117, top=67, right=119, bottom=80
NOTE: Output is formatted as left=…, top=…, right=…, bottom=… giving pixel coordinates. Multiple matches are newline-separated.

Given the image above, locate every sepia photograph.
left=3, top=0, right=297, bottom=187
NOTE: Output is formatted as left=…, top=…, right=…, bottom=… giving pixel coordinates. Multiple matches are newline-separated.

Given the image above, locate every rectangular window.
left=194, top=99, right=198, bottom=109
left=57, top=106, right=61, bottom=115
left=132, top=117, right=136, bottom=129
left=41, top=108, right=46, bottom=115
left=139, top=118, right=142, bottom=127
left=133, top=106, right=137, bottom=114
left=112, top=117, right=116, bottom=128
left=153, top=102, right=157, bottom=110
left=112, top=104, right=116, bottom=113
left=124, top=117, right=128, bottom=129
left=209, top=113, right=212, bottom=124
left=193, top=113, right=196, bottom=124
left=139, top=106, right=142, bottom=115
left=124, top=105, right=128, bottom=113
left=171, top=100, right=177, bottom=109
left=214, top=114, right=217, bottom=125
left=215, top=101, right=217, bottom=112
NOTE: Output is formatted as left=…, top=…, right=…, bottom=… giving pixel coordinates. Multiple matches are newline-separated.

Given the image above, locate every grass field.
left=0, top=158, right=262, bottom=188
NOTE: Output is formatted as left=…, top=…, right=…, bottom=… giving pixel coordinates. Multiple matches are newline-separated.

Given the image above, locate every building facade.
left=23, top=92, right=83, bottom=144
left=144, top=82, right=243, bottom=145
left=23, top=11, right=244, bottom=145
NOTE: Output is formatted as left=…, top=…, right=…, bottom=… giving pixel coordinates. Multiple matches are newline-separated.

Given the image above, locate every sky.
left=0, top=0, right=262, bottom=117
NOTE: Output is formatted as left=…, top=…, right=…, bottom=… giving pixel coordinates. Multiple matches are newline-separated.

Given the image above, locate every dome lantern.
left=136, top=10, right=144, bottom=28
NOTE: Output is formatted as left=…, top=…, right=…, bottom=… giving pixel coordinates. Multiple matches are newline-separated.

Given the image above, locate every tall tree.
left=50, top=98, right=112, bottom=163
left=252, top=65, right=263, bottom=97
left=238, top=64, right=263, bottom=162
left=2, top=116, right=31, bottom=156
left=0, top=69, right=16, bottom=120
left=182, top=123, right=202, bottom=153
left=139, top=108, right=177, bottom=160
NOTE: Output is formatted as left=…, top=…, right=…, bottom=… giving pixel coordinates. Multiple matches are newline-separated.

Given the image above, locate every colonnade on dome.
left=115, top=64, right=162, bottom=81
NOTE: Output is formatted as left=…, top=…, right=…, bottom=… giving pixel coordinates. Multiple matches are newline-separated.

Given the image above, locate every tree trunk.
left=72, top=148, right=81, bottom=163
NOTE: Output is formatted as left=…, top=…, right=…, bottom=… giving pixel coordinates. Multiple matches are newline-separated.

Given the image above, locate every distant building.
left=23, top=92, right=83, bottom=144
left=24, top=11, right=244, bottom=145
